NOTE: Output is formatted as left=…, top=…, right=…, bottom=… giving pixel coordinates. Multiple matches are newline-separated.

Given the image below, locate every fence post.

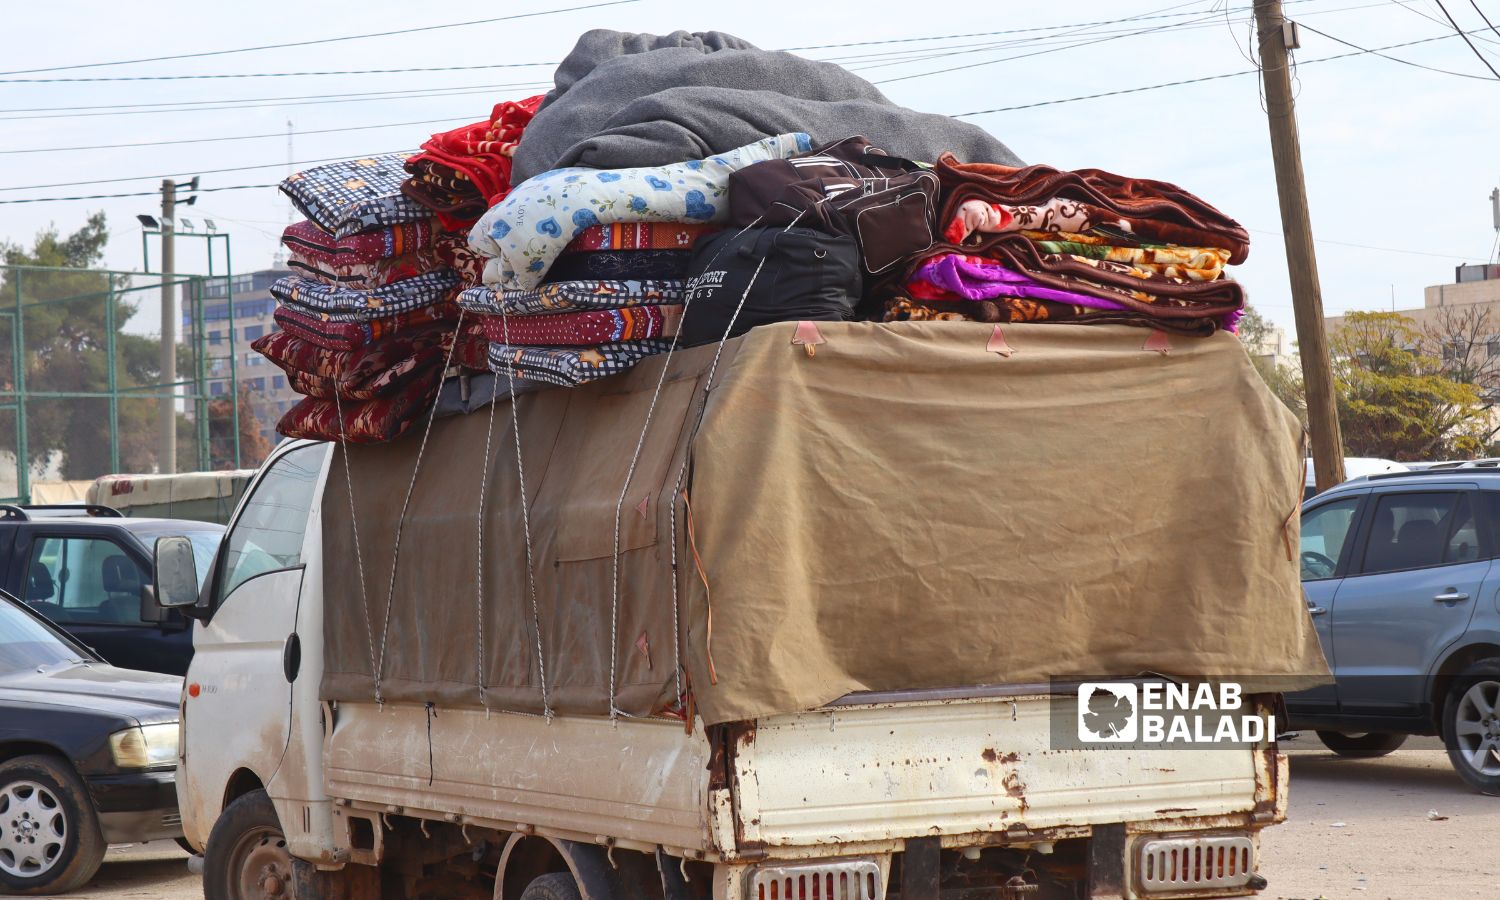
left=106, top=278, right=119, bottom=474
left=13, top=269, right=26, bottom=504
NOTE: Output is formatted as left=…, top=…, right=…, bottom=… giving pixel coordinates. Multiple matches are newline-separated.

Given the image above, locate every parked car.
left=0, top=589, right=182, bottom=894
left=0, top=505, right=222, bottom=676
left=1303, top=456, right=1408, bottom=501
left=1286, top=468, right=1500, bottom=794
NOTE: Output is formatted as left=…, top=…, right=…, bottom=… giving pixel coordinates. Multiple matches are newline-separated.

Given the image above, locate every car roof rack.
left=0, top=504, right=125, bottom=521
left=1365, top=466, right=1500, bottom=481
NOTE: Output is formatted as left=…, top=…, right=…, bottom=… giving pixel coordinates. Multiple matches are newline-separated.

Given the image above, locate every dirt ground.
left=1260, top=734, right=1500, bottom=899
left=74, top=735, right=1498, bottom=900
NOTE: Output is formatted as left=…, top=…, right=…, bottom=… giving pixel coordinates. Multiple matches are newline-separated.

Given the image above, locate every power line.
left=872, top=9, right=1229, bottom=84
left=951, top=28, right=1486, bottom=116
left=0, top=62, right=561, bottom=84
left=1432, top=0, right=1500, bottom=76
left=0, top=151, right=410, bottom=193
left=0, top=117, right=472, bottom=156
left=0, top=85, right=549, bottom=122
left=0, top=184, right=278, bottom=205
left=1298, top=21, right=1499, bottom=78
left=0, top=81, right=547, bottom=116
left=0, top=1, right=641, bottom=77
left=1470, top=0, right=1500, bottom=41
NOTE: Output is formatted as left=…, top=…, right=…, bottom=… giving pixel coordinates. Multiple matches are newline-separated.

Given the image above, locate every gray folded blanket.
left=513, top=29, right=1023, bottom=182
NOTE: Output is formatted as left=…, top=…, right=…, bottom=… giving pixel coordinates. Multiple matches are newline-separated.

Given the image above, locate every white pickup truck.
left=154, top=442, right=1286, bottom=900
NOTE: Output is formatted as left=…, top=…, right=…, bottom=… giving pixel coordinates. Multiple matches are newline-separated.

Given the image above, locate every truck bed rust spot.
left=1001, top=771, right=1028, bottom=814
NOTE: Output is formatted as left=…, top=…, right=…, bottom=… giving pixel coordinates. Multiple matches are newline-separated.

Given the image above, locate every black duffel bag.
left=728, top=135, right=940, bottom=276
left=678, top=226, right=861, bottom=348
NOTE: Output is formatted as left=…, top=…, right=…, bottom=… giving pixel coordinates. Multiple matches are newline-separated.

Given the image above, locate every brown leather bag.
left=728, top=136, right=940, bottom=276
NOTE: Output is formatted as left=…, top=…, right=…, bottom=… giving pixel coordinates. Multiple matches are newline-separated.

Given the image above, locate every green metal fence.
left=0, top=263, right=243, bottom=503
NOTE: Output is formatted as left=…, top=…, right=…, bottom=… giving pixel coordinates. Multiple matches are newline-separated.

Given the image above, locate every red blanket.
left=934, top=156, right=1250, bottom=265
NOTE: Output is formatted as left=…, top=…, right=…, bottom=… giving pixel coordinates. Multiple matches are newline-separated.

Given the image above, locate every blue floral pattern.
left=468, top=133, right=810, bottom=291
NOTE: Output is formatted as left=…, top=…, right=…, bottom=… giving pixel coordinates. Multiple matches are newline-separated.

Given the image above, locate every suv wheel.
left=1315, top=731, right=1408, bottom=758
left=204, top=790, right=292, bottom=899
left=1442, top=661, right=1500, bottom=795
left=0, top=755, right=107, bottom=895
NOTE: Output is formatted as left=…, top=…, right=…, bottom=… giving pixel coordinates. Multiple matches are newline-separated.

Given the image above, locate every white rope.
left=371, top=309, right=469, bottom=703
left=601, top=217, right=768, bottom=720
left=473, top=373, right=502, bottom=710
left=495, top=305, right=552, bottom=718
left=654, top=213, right=812, bottom=709
left=330, top=368, right=378, bottom=702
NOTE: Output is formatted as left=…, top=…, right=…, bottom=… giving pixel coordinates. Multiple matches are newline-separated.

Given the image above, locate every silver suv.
left=1287, top=469, right=1500, bottom=794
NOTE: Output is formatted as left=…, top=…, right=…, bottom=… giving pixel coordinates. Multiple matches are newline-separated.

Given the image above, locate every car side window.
left=23, top=537, right=148, bottom=625
left=1362, top=492, right=1463, bottom=575
left=1445, top=495, right=1479, bottom=563
left=216, top=443, right=327, bottom=600
left=1301, top=497, right=1361, bottom=580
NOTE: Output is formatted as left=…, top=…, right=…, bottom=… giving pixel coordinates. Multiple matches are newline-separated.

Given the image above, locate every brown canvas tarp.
left=321, top=322, right=1329, bottom=725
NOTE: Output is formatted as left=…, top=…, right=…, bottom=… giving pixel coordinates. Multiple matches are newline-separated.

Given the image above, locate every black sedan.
left=0, top=590, right=182, bottom=895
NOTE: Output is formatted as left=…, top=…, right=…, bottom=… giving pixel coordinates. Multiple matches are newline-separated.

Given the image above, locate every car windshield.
left=129, top=526, right=224, bottom=592
left=0, top=597, right=80, bottom=672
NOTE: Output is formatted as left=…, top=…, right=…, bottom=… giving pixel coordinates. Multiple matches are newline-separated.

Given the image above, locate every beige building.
left=1327, top=264, right=1500, bottom=334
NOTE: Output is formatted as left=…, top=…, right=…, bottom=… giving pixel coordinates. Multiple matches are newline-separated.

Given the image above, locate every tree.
left=209, top=385, right=271, bottom=470
left=1422, top=304, right=1500, bottom=429
left=1237, top=305, right=1307, bottom=424
left=1329, top=311, right=1487, bottom=460
left=0, top=214, right=172, bottom=479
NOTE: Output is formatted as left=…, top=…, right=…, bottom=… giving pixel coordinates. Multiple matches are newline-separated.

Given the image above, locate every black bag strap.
left=858, top=150, right=927, bottom=174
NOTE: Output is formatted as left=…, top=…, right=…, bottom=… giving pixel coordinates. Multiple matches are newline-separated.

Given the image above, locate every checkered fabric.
left=486, top=340, right=673, bottom=387
left=457, top=279, right=684, bottom=317
left=280, top=154, right=430, bottom=238
left=281, top=218, right=440, bottom=265
left=271, top=271, right=459, bottom=321
left=273, top=304, right=456, bottom=351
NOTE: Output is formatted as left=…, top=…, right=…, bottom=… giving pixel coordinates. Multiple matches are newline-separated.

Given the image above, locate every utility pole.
left=158, top=179, right=177, bottom=475
left=1254, top=0, right=1345, bottom=491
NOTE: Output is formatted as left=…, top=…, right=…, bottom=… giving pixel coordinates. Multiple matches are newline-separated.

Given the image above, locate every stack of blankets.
left=262, top=97, right=545, bottom=442
left=458, top=132, right=813, bottom=387
left=883, top=157, right=1249, bottom=335
left=249, top=28, right=1258, bottom=446
left=457, top=221, right=714, bottom=388
left=263, top=155, right=482, bottom=442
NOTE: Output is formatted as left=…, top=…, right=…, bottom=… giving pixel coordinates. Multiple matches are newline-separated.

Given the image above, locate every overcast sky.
left=2, top=0, right=1497, bottom=340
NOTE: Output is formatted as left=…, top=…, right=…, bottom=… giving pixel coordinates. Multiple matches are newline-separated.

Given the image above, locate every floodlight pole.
left=158, top=179, right=177, bottom=475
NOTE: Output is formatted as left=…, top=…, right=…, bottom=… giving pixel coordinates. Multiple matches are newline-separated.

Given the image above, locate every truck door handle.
left=1306, top=603, right=1327, bottom=616
left=1434, top=590, right=1470, bottom=604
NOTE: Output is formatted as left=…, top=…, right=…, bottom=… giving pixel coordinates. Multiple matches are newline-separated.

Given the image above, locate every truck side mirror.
left=154, top=537, right=201, bottom=609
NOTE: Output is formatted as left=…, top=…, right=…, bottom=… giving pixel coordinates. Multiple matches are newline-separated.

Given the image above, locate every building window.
left=271, top=375, right=286, bottom=389
left=1487, top=337, right=1500, bottom=359
left=245, top=324, right=265, bottom=341
left=210, top=381, right=225, bottom=396
left=208, top=330, right=222, bottom=345
left=247, top=377, right=266, bottom=392
left=244, top=353, right=261, bottom=367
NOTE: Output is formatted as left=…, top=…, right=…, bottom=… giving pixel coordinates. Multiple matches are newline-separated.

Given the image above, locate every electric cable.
left=1432, top=0, right=1500, bottom=76
left=0, top=1, right=641, bottom=77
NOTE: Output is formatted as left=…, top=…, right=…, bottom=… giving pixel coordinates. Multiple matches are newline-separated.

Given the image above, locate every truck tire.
left=1315, top=731, right=1408, bottom=758
left=521, top=871, right=583, bottom=900
left=1441, top=661, right=1500, bottom=795
left=0, top=754, right=107, bottom=896
left=203, top=789, right=293, bottom=900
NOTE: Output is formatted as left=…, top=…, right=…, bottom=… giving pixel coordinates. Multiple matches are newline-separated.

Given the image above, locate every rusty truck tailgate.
left=732, top=696, right=1261, bottom=849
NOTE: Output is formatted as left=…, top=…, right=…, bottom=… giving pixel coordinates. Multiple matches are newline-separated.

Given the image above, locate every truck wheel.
left=1315, top=731, right=1408, bottom=758
left=521, top=872, right=583, bottom=900
left=204, top=790, right=293, bottom=899
left=1441, top=662, right=1500, bottom=795
left=0, top=754, right=107, bottom=896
